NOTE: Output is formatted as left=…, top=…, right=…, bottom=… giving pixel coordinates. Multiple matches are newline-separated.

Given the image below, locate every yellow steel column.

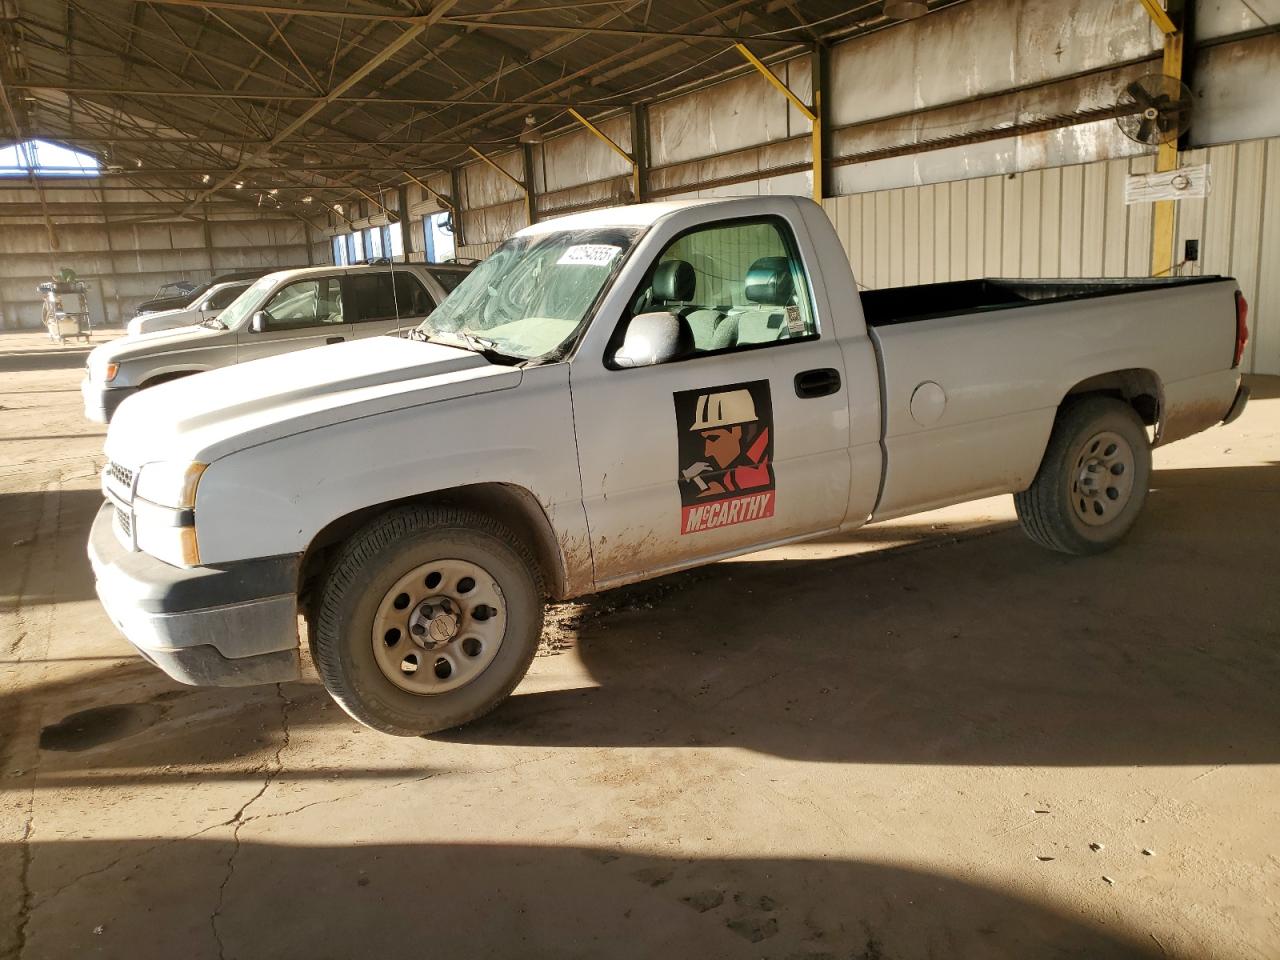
left=734, top=42, right=821, bottom=202
left=1139, top=0, right=1185, bottom=276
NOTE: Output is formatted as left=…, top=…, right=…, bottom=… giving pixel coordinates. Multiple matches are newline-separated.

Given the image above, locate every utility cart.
left=38, top=275, right=93, bottom=344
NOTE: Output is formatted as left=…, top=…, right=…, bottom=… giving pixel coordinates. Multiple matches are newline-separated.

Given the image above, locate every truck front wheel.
left=1014, top=396, right=1152, bottom=555
left=311, top=505, right=545, bottom=735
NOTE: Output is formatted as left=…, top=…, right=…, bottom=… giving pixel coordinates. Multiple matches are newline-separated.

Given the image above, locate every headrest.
left=744, top=256, right=793, bottom=305
left=652, top=259, right=695, bottom=303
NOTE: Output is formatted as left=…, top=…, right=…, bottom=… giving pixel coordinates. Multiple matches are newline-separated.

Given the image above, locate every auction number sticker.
left=557, top=244, right=622, bottom=267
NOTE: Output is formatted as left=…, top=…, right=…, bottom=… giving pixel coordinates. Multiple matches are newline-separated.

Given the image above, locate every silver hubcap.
left=1070, top=430, right=1135, bottom=527
left=372, top=558, right=505, bottom=694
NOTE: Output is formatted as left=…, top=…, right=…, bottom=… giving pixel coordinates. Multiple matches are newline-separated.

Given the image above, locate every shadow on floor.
left=9, top=465, right=1279, bottom=778
left=0, top=347, right=96, bottom=373
left=444, top=463, right=1280, bottom=766
left=13, top=839, right=1168, bottom=960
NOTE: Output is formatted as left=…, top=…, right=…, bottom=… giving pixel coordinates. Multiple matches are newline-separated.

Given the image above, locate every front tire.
left=1014, top=396, right=1152, bottom=555
left=312, top=505, right=545, bottom=736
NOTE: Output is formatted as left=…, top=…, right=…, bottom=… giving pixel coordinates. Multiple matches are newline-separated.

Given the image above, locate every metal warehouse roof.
left=0, top=0, right=953, bottom=219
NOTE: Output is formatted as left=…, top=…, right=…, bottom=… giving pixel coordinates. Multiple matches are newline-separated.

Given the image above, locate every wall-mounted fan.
left=1116, top=73, right=1193, bottom=145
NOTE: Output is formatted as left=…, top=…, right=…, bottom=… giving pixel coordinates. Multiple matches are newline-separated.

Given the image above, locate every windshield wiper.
left=411, top=328, right=524, bottom=365
left=457, top=332, right=525, bottom=366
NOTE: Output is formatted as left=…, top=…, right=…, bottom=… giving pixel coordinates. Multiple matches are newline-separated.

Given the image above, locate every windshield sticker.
left=557, top=244, right=622, bottom=267
left=674, top=380, right=775, bottom=535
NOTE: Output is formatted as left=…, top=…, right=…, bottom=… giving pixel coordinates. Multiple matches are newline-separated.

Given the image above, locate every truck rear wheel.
left=1014, top=396, right=1152, bottom=555
left=311, top=505, right=545, bottom=736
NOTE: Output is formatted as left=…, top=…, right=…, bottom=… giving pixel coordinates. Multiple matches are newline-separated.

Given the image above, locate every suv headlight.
left=135, top=461, right=207, bottom=509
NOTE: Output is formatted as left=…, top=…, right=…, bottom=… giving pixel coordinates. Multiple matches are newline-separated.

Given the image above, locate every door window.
left=428, top=268, right=467, bottom=294
left=616, top=218, right=817, bottom=363
left=260, top=277, right=344, bottom=331
left=347, top=272, right=434, bottom=322
left=207, top=284, right=245, bottom=310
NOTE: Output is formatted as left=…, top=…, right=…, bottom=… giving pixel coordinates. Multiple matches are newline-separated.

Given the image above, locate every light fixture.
left=884, top=0, right=928, bottom=18
left=234, top=181, right=244, bottom=190
left=333, top=203, right=344, bottom=215
left=200, top=173, right=211, bottom=184
left=268, top=188, right=278, bottom=196
left=518, top=114, right=543, bottom=145
left=134, top=158, right=143, bottom=168
left=301, top=195, right=313, bottom=204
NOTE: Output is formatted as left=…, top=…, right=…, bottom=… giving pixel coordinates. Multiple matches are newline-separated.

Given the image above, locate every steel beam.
left=734, top=42, right=820, bottom=202
left=568, top=107, right=638, bottom=202
left=16, top=83, right=633, bottom=109
left=127, top=0, right=803, bottom=42
left=466, top=144, right=529, bottom=195
left=1137, top=0, right=1178, bottom=35
left=0, top=74, right=59, bottom=252
left=180, top=0, right=459, bottom=216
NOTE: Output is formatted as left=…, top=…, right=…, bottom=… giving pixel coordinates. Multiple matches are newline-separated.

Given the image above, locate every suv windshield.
left=215, top=274, right=277, bottom=330
left=416, top=227, right=641, bottom=361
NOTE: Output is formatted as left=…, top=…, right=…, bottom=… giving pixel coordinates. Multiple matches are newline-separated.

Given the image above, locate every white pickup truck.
left=88, top=196, right=1251, bottom=736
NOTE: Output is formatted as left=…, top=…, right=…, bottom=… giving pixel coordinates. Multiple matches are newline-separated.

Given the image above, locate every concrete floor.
left=2, top=328, right=1278, bottom=960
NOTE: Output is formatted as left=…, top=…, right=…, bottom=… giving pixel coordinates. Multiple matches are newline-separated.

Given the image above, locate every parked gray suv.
left=83, top=263, right=473, bottom=422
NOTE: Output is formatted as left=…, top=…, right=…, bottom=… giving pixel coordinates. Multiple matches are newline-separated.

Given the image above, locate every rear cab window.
left=347, top=271, right=435, bottom=322
left=428, top=269, right=469, bottom=294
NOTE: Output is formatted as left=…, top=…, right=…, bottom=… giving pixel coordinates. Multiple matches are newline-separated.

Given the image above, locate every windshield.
left=416, top=227, right=641, bottom=361
left=215, top=274, right=278, bottom=329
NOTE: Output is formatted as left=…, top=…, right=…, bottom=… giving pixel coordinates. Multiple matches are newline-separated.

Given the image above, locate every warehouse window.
left=423, top=212, right=455, bottom=263
left=332, top=236, right=347, bottom=266
left=0, top=139, right=100, bottom=177
left=388, top=222, right=405, bottom=260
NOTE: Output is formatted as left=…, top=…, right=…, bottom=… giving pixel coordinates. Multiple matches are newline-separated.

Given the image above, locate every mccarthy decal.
left=674, top=380, right=776, bottom=534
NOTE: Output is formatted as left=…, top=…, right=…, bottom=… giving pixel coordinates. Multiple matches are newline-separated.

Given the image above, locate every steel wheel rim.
left=1069, top=430, right=1136, bottom=527
left=371, top=558, right=506, bottom=695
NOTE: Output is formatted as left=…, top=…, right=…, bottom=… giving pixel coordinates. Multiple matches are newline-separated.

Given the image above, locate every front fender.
left=192, top=364, right=591, bottom=593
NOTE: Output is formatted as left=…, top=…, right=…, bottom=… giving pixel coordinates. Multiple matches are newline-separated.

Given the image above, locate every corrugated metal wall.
left=822, top=136, right=1280, bottom=374
left=0, top=215, right=312, bottom=329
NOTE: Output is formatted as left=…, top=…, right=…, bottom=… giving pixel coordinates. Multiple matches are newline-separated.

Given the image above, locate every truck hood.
left=105, top=336, right=521, bottom=465
left=90, top=323, right=227, bottom=372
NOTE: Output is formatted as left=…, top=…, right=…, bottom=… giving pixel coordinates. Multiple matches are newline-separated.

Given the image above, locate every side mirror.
left=250, top=311, right=267, bottom=333
left=611, top=311, right=693, bottom=368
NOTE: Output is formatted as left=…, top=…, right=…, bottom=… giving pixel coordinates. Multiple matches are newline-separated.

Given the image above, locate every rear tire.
left=1014, top=396, right=1152, bottom=555
left=312, top=505, right=545, bottom=736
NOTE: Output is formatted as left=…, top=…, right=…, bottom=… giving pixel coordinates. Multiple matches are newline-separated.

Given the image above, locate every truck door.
left=236, top=274, right=350, bottom=361
left=569, top=215, right=852, bottom=587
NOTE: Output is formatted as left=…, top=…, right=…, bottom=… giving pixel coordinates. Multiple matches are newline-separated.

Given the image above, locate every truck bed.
left=860, top=276, right=1226, bottom=327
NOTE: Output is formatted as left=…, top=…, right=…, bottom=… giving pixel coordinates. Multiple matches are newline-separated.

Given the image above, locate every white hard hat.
left=690, top=389, right=758, bottom=431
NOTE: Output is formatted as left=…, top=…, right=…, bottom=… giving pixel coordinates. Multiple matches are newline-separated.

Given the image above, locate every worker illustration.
left=680, top=388, right=772, bottom=498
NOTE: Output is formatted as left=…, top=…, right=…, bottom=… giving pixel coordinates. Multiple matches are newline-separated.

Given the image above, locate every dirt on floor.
left=1, top=329, right=1278, bottom=960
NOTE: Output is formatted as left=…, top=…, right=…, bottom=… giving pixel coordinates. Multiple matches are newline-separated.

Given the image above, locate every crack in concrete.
left=5, top=819, right=34, bottom=960
left=210, top=685, right=293, bottom=960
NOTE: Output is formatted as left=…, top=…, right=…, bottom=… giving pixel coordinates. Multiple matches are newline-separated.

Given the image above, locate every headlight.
left=134, top=509, right=202, bottom=567
left=132, top=498, right=201, bottom=566
left=135, top=461, right=207, bottom=509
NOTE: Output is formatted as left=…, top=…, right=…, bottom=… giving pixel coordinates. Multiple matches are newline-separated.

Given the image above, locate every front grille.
left=115, top=506, right=132, bottom=538
left=108, top=461, right=133, bottom=488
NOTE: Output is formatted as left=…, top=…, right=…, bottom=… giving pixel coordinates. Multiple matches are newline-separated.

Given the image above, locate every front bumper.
left=88, top=503, right=302, bottom=686
left=81, top=377, right=136, bottom=424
